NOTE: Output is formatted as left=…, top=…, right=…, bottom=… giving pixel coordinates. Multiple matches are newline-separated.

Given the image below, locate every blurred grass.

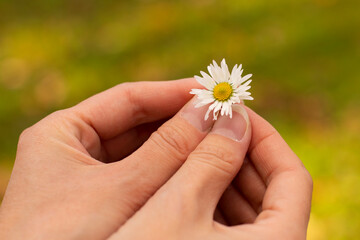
left=0, top=0, right=359, bottom=239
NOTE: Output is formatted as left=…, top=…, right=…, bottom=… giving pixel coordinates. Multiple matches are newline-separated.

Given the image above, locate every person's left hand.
left=0, top=79, right=217, bottom=239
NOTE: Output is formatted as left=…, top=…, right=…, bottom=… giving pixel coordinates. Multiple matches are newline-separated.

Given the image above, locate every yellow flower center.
left=213, top=82, right=233, bottom=101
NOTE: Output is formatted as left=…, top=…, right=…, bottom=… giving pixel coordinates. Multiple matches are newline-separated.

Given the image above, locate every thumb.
left=166, top=104, right=251, bottom=214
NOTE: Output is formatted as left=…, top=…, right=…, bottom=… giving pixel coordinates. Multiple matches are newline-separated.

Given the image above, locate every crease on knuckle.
left=249, top=129, right=279, bottom=155
left=269, top=166, right=313, bottom=192
left=120, top=82, right=147, bottom=122
left=151, top=123, right=192, bottom=161
left=192, top=144, right=237, bottom=176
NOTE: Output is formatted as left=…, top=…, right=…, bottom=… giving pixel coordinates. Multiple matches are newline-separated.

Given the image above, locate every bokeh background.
left=0, top=0, right=359, bottom=238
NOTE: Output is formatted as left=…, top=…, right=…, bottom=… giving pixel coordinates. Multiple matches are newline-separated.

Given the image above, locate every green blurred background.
left=0, top=0, right=359, bottom=238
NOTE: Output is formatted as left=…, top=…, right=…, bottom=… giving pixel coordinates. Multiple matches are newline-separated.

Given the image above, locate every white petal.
left=240, top=95, right=254, bottom=100
left=231, top=64, right=238, bottom=76
left=237, top=85, right=251, bottom=92
left=221, top=58, right=226, bottom=66
left=213, top=101, right=222, bottom=120
left=232, top=72, right=246, bottom=87
left=211, top=60, right=227, bottom=83
left=204, top=108, right=211, bottom=121
left=238, top=92, right=250, bottom=97
left=194, top=76, right=209, bottom=90
left=226, top=103, right=231, bottom=116
left=200, top=71, right=217, bottom=89
left=197, top=92, right=214, bottom=100
left=194, top=75, right=205, bottom=86
left=235, top=65, right=243, bottom=75
left=213, top=69, right=223, bottom=83
left=195, top=98, right=215, bottom=108
left=230, top=69, right=244, bottom=86
left=230, top=96, right=241, bottom=104
left=195, top=89, right=213, bottom=96
left=242, top=74, right=252, bottom=82
left=214, top=111, right=220, bottom=120
left=221, top=59, right=230, bottom=81
left=207, top=64, right=219, bottom=82
left=205, top=101, right=217, bottom=120
left=190, top=89, right=204, bottom=95
left=241, top=79, right=252, bottom=88
left=221, top=101, right=227, bottom=116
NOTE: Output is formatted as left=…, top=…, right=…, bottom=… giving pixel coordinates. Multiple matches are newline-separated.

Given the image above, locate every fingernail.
left=180, top=97, right=214, bottom=132
left=211, top=104, right=249, bottom=142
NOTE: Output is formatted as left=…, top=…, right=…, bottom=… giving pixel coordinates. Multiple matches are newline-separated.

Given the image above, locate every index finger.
left=245, top=107, right=313, bottom=232
left=71, top=78, right=200, bottom=140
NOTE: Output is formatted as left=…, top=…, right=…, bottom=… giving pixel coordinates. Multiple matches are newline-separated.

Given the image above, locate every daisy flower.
left=190, top=59, right=253, bottom=120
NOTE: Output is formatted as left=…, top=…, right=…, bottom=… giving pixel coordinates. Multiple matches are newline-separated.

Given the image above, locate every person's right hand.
left=109, top=105, right=313, bottom=240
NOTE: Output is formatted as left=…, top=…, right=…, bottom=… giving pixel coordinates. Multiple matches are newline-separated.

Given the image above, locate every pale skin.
left=0, top=78, right=313, bottom=240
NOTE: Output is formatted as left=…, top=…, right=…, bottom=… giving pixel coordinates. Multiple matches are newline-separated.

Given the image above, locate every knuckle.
left=118, top=82, right=147, bottom=121
left=45, top=109, right=74, bottom=126
left=18, top=127, right=34, bottom=144
left=116, top=83, right=134, bottom=100
left=302, top=168, right=313, bottom=190
left=18, top=109, right=71, bottom=146
left=287, top=166, right=313, bottom=193
left=17, top=126, right=44, bottom=153
left=249, top=128, right=279, bottom=154
left=116, top=81, right=134, bottom=89
left=191, top=143, right=238, bottom=175
left=46, top=109, right=69, bottom=121
left=151, top=122, right=193, bottom=160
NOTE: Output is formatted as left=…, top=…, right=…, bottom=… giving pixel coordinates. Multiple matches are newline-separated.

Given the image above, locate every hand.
left=108, top=106, right=313, bottom=240
left=0, top=78, right=216, bottom=239
left=0, top=78, right=313, bottom=240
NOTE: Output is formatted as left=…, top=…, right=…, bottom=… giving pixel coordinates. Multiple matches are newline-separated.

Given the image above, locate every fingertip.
left=180, top=97, right=215, bottom=132
left=242, top=106, right=279, bottom=152
left=211, top=104, right=251, bottom=143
